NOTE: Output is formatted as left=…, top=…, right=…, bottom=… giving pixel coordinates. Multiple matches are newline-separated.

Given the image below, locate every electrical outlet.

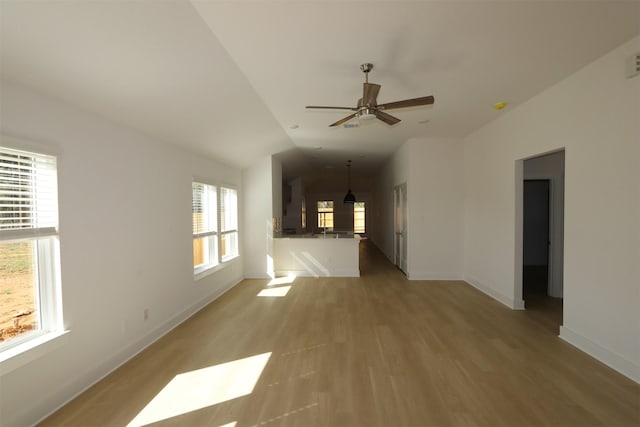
left=143, top=308, right=149, bottom=321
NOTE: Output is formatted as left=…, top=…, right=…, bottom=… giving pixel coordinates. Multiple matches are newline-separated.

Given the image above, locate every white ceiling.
left=1, top=1, right=639, bottom=178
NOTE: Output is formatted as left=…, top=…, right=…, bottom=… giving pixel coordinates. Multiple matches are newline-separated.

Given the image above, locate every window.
left=0, top=146, right=61, bottom=350
left=354, top=201, right=365, bottom=234
left=192, top=183, right=218, bottom=272
left=192, top=182, right=238, bottom=276
left=219, top=187, right=238, bottom=261
left=317, top=200, right=334, bottom=229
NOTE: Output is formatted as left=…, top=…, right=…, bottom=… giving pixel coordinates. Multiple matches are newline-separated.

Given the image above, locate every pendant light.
left=343, top=160, right=356, bottom=204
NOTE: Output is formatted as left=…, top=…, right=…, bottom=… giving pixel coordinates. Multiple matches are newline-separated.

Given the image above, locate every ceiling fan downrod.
left=360, top=63, right=373, bottom=83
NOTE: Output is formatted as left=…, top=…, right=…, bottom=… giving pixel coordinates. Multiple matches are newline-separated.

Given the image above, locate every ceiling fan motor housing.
left=360, top=63, right=374, bottom=73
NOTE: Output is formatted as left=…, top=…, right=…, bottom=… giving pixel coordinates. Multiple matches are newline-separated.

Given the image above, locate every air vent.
left=343, top=123, right=359, bottom=128
left=627, top=52, right=640, bottom=79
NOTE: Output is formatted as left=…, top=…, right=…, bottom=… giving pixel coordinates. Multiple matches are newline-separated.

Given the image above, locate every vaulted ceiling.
left=1, top=1, right=638, bottom=179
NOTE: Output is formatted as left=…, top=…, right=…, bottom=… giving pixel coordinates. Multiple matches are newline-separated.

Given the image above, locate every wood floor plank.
left=40, top=241, right=640, bottom=427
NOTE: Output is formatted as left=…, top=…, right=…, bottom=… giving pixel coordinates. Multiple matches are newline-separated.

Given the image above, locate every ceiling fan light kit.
left=358, top=108, right=377, bottom=120
left=306, top=63, right=435, bottom=127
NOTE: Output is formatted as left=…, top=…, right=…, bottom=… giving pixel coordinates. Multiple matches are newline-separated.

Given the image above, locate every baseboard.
left=464, top=276, right=524, bottom=310
left=274, top=269, right=360, bottom=278
left=560, top=325, right=640, bottom=384
left=244, top=272, right=272, bottom=279
left=407, top=272, right=464, bottom=280
left=24, top=277, right=243, bottom=427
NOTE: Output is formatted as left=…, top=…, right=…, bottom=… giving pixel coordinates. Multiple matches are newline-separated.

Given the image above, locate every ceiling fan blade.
left=362, top=83, right=381, bottom=107
left=375, top=110, right=401, bottom=126
left=329, top=113, right=358, bottom=127
left=306, top=105, right=356, bottom=110
left=378, top=95, right=435, bottom=110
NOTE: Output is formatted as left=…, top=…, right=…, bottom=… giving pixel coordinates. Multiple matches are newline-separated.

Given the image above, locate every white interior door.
left=394, top=183, right=408, bottom=273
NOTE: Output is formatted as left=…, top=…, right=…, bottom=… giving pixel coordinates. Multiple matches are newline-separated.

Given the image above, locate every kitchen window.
left=317, top=200, right=334, bottom=229
left=354, top=201, right=365, bottom=234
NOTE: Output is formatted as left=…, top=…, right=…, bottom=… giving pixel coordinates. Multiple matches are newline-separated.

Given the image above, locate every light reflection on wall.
left=267, top=273, right=296, bottom=287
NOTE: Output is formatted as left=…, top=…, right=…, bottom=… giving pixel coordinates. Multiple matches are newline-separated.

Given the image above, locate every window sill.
left=194, top=256, right=240, bottom=282
left=0, top=330, right=70, bottom=376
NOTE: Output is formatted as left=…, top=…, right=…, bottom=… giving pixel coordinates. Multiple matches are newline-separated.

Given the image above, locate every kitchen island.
left=273, top=234, right=361, bottom=277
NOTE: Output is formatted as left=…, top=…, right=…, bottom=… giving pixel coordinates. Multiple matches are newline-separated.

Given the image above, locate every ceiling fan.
left=306, top=63, right=435, bottom=127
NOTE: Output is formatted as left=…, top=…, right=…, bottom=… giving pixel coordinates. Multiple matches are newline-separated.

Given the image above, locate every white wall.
left=242, top=156, right=274, bottom=279
left=372, top=137, right=463, bottom=280
left=282, top=177, right=305, bottom=233
left=463, top=36, right=640, bottom=381
left=0, top=81, right=244, bottom=426
left=371, top=141, right=409, bottom=259
left=271, top=156, right=283, bottom=222
left=407, top=138, right=464, bottom=280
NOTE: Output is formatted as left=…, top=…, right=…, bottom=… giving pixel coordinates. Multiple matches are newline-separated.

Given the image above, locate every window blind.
left=0, top=147, right=58, bottom=233
left=192, top=182, right=216, bottom=236
left=220, top=187, right=237, bottom=232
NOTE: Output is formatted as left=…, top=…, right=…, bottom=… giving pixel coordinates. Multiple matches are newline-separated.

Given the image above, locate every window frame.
left=0, top=139, right=64, bottom=357
left=219, top=186, right=238, bottom=263
left=192, top=182, right=219, bottom=275
left=192, top=180, right=239, bottom=279
left=317, top=200, right=334, bottom=230
left=354, top=201, right=366, bottom=234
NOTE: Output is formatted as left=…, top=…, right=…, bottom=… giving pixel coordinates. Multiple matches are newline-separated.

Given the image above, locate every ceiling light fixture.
left=343, top=160, right=356, bottom=204
left=358, top=108, right=377, bottom=121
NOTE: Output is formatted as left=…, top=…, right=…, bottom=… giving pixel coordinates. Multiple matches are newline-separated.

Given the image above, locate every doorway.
left=523, top=179, right=550, bottom=299
left=393, top=183, right=407, bottom=274
left=521, top=150, right=565, bottom=333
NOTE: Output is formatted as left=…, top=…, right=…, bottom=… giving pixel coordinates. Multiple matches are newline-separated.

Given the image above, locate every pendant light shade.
left=343, top=189, right=356, bottom=204
left=343, top=160, right=356, bottom=204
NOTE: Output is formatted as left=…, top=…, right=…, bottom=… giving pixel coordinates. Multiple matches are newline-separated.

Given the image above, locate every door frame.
left=515, top=149, right=565, bottom=311
left=393, top=183, right=408, bottom=274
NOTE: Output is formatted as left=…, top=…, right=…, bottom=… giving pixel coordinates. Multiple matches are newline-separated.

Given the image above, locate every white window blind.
left=220, top=187, right=237, bottom=232
left=1, top=147, right=58, bottom=238
left=192, top=182, right=218, bottom=272
left=219, top=187, right=238, bottom=261
left=192, top=183, right=217, bottom=236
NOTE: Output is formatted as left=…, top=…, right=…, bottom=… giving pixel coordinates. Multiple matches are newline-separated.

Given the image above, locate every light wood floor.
left=41, top=241, right=639, bottom=427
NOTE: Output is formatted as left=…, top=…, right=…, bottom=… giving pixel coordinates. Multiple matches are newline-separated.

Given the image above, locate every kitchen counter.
left=273, top=234, right=361, bottom=277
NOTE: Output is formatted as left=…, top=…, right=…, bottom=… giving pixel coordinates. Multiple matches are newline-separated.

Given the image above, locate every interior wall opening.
left=521, top=150, right=565, bottom=333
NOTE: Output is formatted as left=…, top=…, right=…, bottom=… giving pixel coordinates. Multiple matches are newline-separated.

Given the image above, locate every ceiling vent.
left=343, top=123, right=359, bottom=128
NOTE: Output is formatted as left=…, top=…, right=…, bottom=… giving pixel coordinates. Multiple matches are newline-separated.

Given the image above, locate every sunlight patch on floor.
left=127, top=353, right=271, bottom=426
left=258, top=286, right=291, bottom=297
left=267, top=273, right=296, bottom=287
